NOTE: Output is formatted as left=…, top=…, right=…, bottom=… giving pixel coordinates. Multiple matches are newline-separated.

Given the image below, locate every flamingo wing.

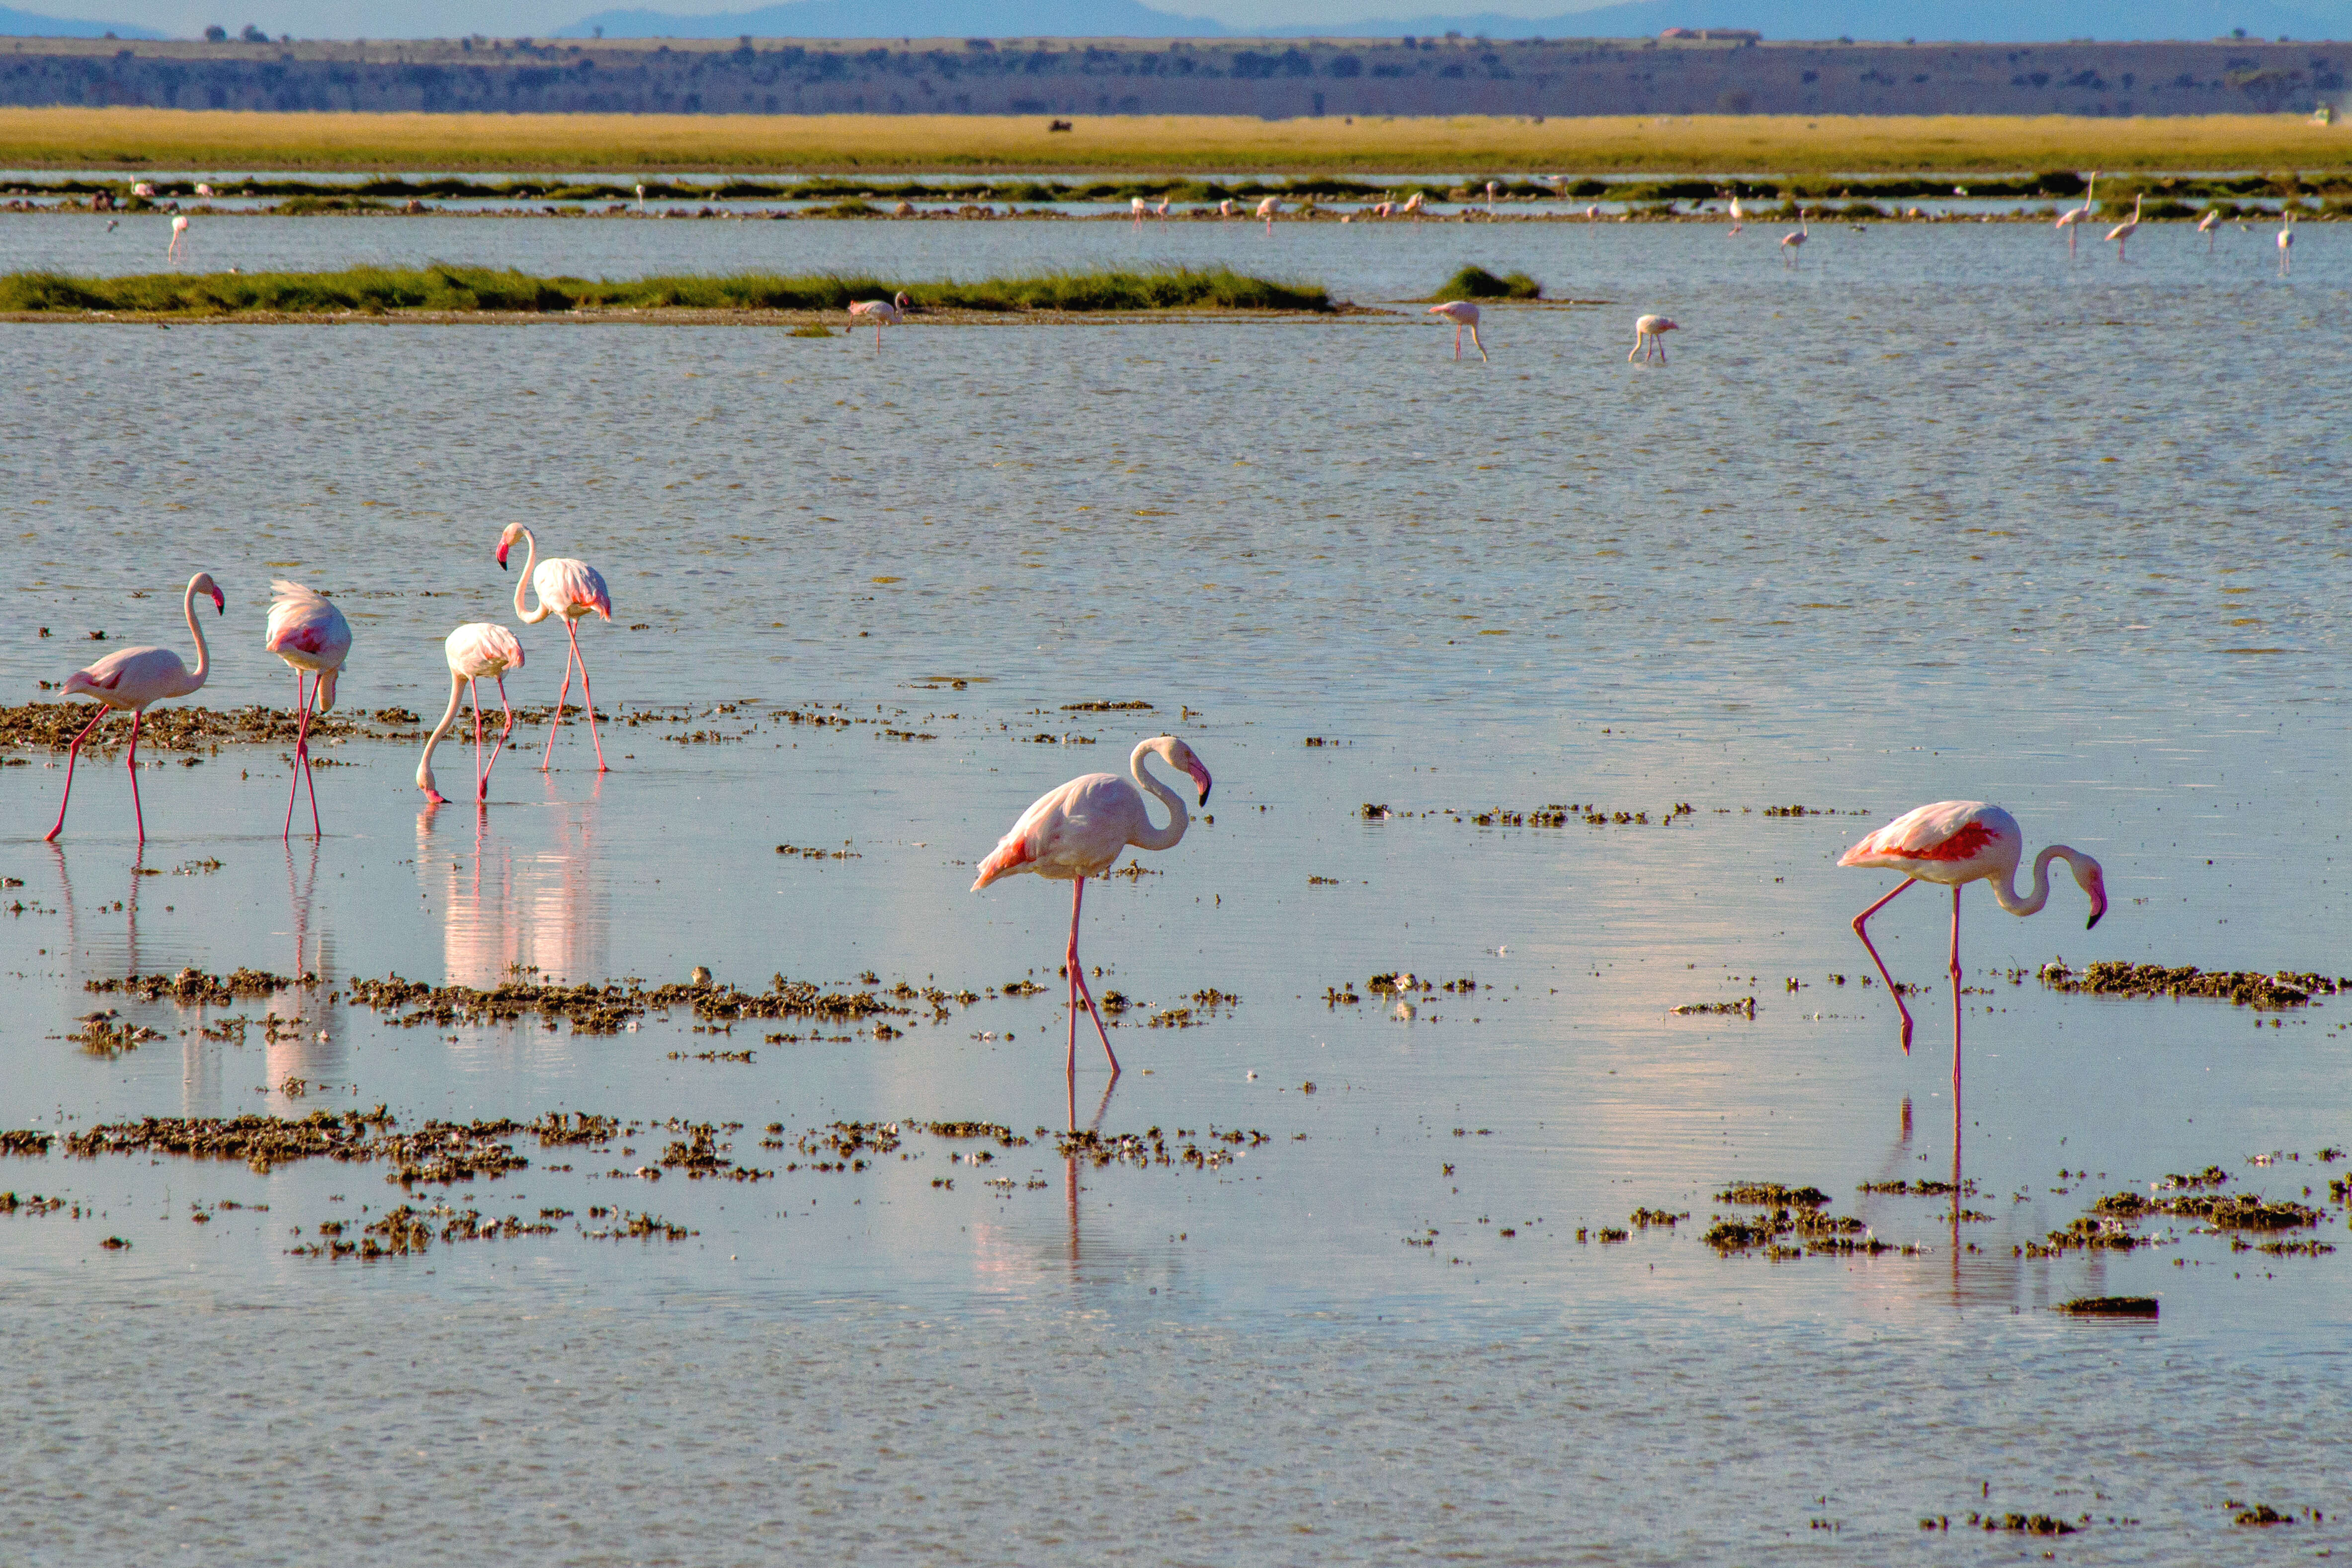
left=447, top=622, right=524, bottom=678
left=265, top=580, right=353, bottom=665
left=1839, top=801, right=2017, bottom=873
left=971, top=773, right=1144, bottom=888
left=65, top=645, right=192, bottom=705
left=538, top=558, right=612, bottom=621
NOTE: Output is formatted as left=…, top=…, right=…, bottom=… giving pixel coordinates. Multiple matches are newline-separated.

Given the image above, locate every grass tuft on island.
left=1426, top=265, right=1542, bottom=302
left=0, top=263, right=1333, bottom=318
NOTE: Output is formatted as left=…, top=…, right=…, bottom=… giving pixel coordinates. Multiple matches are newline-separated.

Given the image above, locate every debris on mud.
left=2038, top=959, right=2345, bottom=1010
left=2058, top=1295, right=2160, bottom=1316
left=345, top=971, right=911, bottom=1036
left=87, top=966, right=313, bottom=1005
left=0, top=701, right=389, bottom=753
left=1672, top=997, right=1757, bottom=1017
left=1, top=1130, right=56, bottom=1156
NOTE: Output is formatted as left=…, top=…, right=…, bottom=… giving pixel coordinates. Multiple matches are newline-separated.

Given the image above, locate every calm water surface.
left=2, top=218, right=2350, bottom=1565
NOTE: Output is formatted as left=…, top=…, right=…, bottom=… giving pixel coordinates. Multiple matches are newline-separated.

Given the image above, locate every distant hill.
left=0, top=4, right=162, bottom=35
left=559, top=0, right=2352, bottom=41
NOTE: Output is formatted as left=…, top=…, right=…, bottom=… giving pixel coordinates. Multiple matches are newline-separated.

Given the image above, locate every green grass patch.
left=1426, top=266, right=1541, bottom=302
left=0, top=264, right=1333, bottom=317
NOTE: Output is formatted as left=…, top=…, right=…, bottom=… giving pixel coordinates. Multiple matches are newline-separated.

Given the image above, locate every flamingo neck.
left=510, top=528, right=551, bottom=623
left=1986, top=845, right=2064, bottom=917
left=1127, top=741, right=1189, bottom=853
left=181, top=578, right=210, bottom=692
left=417, top=672, right=465, bottom=793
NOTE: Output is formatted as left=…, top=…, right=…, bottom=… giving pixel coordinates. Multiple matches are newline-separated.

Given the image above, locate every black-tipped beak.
left=2086, top=910, right=2103, bottom=930
left=1198, top=786, right=1211, bottom=807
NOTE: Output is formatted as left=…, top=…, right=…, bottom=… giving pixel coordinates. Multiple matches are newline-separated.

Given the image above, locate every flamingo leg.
left=1948, top=884, right=1964, bottom=1095
left=123, top=708, right=145, bottom=843
left=565, top=617, right=609, bottom=772
left=1850, top=877, right=1919, bottom=1055
left=1452, top=324, right=1461, bottom=359
left=481, top=676, right=515, bottom=799
left=1063, top=877, right=1119, bottom=1078
left=282, top=672, right=310, bottom=838
left=44, top=707, right=109, bottom=842
left=1470, top=324, right=1487, bottom=364
left=540, top=634, right=577, bottom=771
left=299, top=676, right=323, bottom=839
left=468, top=677, right=487, bottom=799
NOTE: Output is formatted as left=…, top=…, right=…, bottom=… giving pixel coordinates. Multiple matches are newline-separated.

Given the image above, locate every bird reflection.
left=265, top=839, right=339, bottom=1109
left=1062, top=1074, right=1121, bottom=1269
left=418, top=791, right=608, bottom=987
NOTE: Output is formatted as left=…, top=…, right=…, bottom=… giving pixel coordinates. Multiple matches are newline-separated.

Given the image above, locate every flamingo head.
left=495, top=522, right=527, bottom=569
left=1656, top=318, right=1679, bottom=333
left=1152, top=735, right=1212, bottom=806
left=2072, top=854, right=2108, bottom=930
left=894, top=291, right=911, bottom=311
left=189, top=571, right=224, bottom=615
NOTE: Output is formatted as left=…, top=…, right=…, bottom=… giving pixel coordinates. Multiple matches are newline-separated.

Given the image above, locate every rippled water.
left=3, top=217, right=2350, bottom=1564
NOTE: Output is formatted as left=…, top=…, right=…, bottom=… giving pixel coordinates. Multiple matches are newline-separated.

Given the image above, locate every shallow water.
left=3, top=218, right=2351, bottom=1564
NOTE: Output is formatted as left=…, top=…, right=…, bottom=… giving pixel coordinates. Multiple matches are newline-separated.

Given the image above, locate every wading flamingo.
left=2105, top=192, right=2144, bottom=261
left=2054, top=170, right=2097, bottom=257
left=1484, top=179, right=1499, bottom=213
left=1130, top=195, right=1150, bottom=229
left=1585, top=203, right=1600, bottom=221
left=417, top=623, right=525, bottom=805
left=1154, top=193, right=1171, bottom=222
left=1726, top=191, right=1745, bottom=234
left=1629, top=313, right=1678, bottom=363
left=497, top=524, right=612, bottom=772
left=971, top=736, right=1213, bottom=1093
left=846, top=290, right=910, bottom=351
left=1428, top=299, right=1486, bottom=362
left=193, top=182, right=214, bottom=199
left=1401, top=190, right=1425, bottom=224
left=1257, top=195, right=1281, bottom=234
left=1370, top=200, right=1394, bottom=219
left=1219, top=198, right=1235, bottom=218
left=1780, top=207, right=1808, bottom=265
left=635, top=182, right=646, bottom=211
left=2198, top=207, right=2221, bottom=250
left=264, top=580, right=352, bottom=840
left=2278, top=210, right=2294, bottom=273
left=132, top=181, right=155, bottom=198
left=1840, top=801, right=2106, bottom=1092
left=167, top=213, right=189, bottom=262
left=45, top=571, right=222, bottom=843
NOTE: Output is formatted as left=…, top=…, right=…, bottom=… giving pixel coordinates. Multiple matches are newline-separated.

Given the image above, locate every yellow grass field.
left=0, top=106, right=2345, bottom=175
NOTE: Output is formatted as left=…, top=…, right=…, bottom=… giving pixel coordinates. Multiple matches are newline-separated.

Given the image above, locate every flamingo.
left=193, top=182, right=214, bottom=199
left=167, top=214, right=189, bottom=262
left=1370, top=200, right=1394, bottom=219
left=1257, top=195, right=1280, bottom=234
left=1401, top=190, right=1426, bottom=224
left=2278, top=210, right=2294, bottom=274
left=1219, top=197, right=1235, bottom=218
left=2198, top=207, right=2221, bottom=250
left=1840, top=801, right=2107, bottom=1092
left=496, top=524, right=612, bottom=772
left=1586, top=202, right=1600, bottom=222
left=2054, top=170, right=2097, bottom=257
left=1629, top=313, right=1678, bottom=363
left=635, top=182, right=646, bottom=212
left=264, top=580, right=352, bottom=840
left=1428, top=300, right=1486, bottom=362
left=971, top=736, right=1213, bottom=1091
left=44, top=572, right=222, bottom=844
left=1780, top=207, right=1807, bottom=265
left=2105, top=192, right=2143, bottom=261
left=1153, top=193, right=1171, bottom=222
left=131, top=181, right=154, bottom=198
left=1130, top=195, right=1149, bottom=230
left=1726, top=191, right=1745, bottom=234
left=1484, top=179, right=1499, bottom=213
left=846, top=290, right=910, bottom=351
left=417, top=624, right=525, bottom=805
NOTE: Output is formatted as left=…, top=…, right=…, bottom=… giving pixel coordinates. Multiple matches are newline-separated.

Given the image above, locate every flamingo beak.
left=208, top=588, right=224, bottom=615
left=1186, top=758, right=1212, bottom=807
left=496, top=544, right=510, bottom=570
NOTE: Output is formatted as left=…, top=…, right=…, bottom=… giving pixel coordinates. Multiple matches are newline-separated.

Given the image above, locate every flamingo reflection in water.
left=420, top=782, right=612, bottom=991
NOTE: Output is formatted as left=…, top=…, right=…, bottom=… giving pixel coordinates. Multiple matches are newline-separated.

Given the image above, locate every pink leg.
left=1452, top=325, right=1462, bottom=359
left=479, top=677, right=515, bottom=799
left=299, top=678, right=322, bottom=839
left=1948, top=884, right=1964, bottom=1096
left=566, top=618, right=608, bottom=772
left=1850, top=877, right=1918, bottom=1055
left=124, top=709, right=146, bottom=843
left=1470, top=325, right=1487, bottom=364
left=44, top=707, right=108, bottom=842
left=282, top=673, right=310, bottom=838
left=1063, top=878, right=1119, bottom=1077
left=469, top=678, right=487, bottom=798
left=540, top=637, right=576, bottom=771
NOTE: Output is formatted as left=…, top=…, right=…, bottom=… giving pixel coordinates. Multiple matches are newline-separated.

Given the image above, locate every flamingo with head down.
left=417, top=623, right=525, bottom=805
left=1257, top=195, right=1281, bottom=234
left=496, top=524, right=612, bottom=772
left=1629, top=314, right=1678, bottom=363
left=44, top=572, right=223, bottom=843
left=167, top=214, right=189, bottom=262
left=1780, top=208, right=1808, bottom=265
left=971, top=735, right=1213, bottom=1094
left=1840, top=801, right=2106, bottom=1094
left=265, top=580, right=352, bottom=840
left=1428, top=299, right=1486, bottom=362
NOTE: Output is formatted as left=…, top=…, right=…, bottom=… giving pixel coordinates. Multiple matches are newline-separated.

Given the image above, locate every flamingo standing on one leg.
left=971, top=736, right=1213, bottom=1100
left=1629, top=313, right=1678, bottom=363
left=417, top=624, right=525, bottom=805
left=44, top=572, right=222, bottom=844
left=1256, top=196, right=1280, bottom=234
left=846, top=290, right=909, bottom=352
left=167, top=213, right=189, bottom=262
left=2054, top=170, right=2097, bottom=258
left=2278, top=210, right=2294, bottom=274
left=264, top=580, right=352, bottom=840
left=496, top=524, right=612, bottom=773
left=2105, top=192, right=2144, bottom=261
left=1839, top=801, right=2107, bottom=1094
left=2198, top=207, right=2221, bottom=251
left=1780, top=207, right=1808, bottom=265
left=1428, top=299, right=1486, bottom=362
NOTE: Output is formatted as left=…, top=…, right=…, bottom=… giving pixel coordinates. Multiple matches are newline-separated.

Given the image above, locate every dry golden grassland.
left=0, top=106, right=2346, bottom=175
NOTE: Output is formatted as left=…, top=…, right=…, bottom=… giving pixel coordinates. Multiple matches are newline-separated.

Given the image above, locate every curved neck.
left=510, top=528, right=550, bottom=623
left=1128, top=742, right=1189, bottom=853
left=417, top=672, right=464, bottom=790
left=1987, top=845, right=2092, bottom=917
left=181, top=578, right=210, bottom=690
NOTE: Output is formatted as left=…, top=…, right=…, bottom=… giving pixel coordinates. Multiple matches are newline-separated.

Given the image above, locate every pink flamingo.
left=167, top=214, right=189, bottom=262
left=1780, top=207, right=1808, bottom=265
left=2105, top=192, right=2144, bottom=261
left=1130, top=195, right=1149, bottom=230
left=417, top=623, right=525, bottom=805
left=2054, top=170, right=2097, bottom=257
left=2198, top=207, right=2221, bottom=250
left=44, top=571, right=222, bottom=843
left=1585, top=203, right=1600, bottom=221
left=1428, top=299, right=1486, bottom=362
left=1153, top=193, right=1171, bottom=222
left=1484, top=179, right=1499, bottom=213
left=971, top=736, right=1213, bottom=1090
left=264, top=580, right=352, bottom=840
left=2278, top=210, right=2293, bottom=274
left=497, top=524, right=612, bottom=772
left=846, top=290, right=909, bottom=351
left=1840, top=801, right=2107, bottom=1090
left=1630, top=313, right=1678, bottom=362
left=1256, top=196, right=1281, bottom=234
left=1400, top=190, right=1426, bottom=225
